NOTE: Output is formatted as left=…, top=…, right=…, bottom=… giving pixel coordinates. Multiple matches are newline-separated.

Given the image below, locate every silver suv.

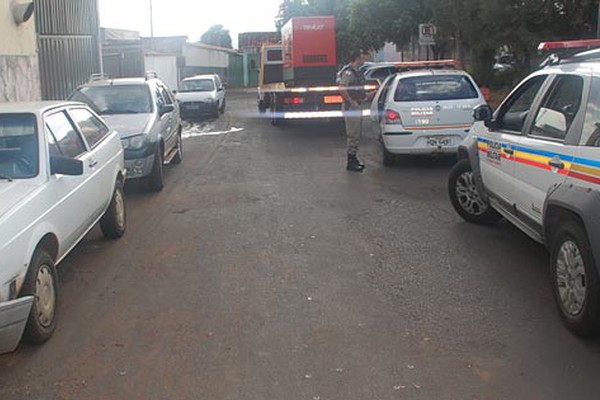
left=448, top=40, right=600, bottom=336
left=70, top=73, right=183, bottom=191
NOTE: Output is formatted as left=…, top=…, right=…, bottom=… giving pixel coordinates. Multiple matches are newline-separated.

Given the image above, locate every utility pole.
left=149, top=0, right=155, bottom=39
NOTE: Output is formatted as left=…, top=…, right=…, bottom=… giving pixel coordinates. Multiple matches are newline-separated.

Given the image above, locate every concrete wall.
left=145, top=55, right=179, bottom=90
left=0, top=0, right=40, bottom=101
left=183, top=44, right=229, bottom=69
left=374, top=42, right=404, bottom=62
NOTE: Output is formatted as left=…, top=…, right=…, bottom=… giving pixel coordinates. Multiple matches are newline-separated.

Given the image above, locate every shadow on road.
left=382, top=153, right=457, bottom=170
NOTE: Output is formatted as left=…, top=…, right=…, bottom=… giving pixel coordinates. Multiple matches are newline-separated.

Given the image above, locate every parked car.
left=351, top=60, right=464, bottom=91
left=0, top=101, right=126, bottom=354
left=175, top=74, right=226, bottom=120
left=371, top=68, right=486, bottom=165
left=362, top=63, right=398, bottom=87
left=69, top=73, right=183, bottom=192
left=448, top=40, right=600, bottom=336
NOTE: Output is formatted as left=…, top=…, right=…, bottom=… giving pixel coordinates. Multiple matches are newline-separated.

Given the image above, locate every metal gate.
left=35, top=0, right=101, bottom=100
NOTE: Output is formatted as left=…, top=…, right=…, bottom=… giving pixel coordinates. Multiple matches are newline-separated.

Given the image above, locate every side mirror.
left=159, top=104, right=175, bottom=116
left=473, top=104, right=493, bottom=122
left=172, top=90, right=178, bottom=95
left=50, top=156, right=83, bottom=176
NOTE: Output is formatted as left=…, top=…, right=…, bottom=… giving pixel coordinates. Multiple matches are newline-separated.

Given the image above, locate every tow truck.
left=257, top=16, right=374, bottom=125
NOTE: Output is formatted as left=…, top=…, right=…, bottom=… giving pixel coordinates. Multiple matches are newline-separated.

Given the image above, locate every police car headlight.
left=121, top=135, right=148, bottom=150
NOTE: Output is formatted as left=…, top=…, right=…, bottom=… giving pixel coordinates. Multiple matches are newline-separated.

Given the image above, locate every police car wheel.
left=448, top=159, right=501, bottom=225
left=550, top=219, right=600, bottom=337
left=382, top=146, right=396, bottom=166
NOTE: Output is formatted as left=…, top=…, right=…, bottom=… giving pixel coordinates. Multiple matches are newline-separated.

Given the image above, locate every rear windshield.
left=0, top=113, right=38, bottom=179
left=70, top=85, right=152, bottom=115
left=180, top=79, right=215, bottom=92
left=367, top=67, right=395, bottom=81
left=266, top=50, right=283, bottom=62
left=394, top=75, right=479, bottom=102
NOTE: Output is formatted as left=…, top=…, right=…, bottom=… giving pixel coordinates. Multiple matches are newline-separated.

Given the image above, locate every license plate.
left=426, top=136, right=452, bottom=147
left=186, top=105, right=200, bottom=110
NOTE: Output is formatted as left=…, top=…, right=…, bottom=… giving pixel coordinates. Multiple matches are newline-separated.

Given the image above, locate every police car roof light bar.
left=538, top=39, right=600, bottom=67
left=393, top=59, right=462, bottom=70
left=538, top=39, right=600, bottom=53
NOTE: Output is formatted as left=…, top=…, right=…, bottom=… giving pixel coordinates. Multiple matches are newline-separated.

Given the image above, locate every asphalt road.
left=2, top=91, right=600, bottom=399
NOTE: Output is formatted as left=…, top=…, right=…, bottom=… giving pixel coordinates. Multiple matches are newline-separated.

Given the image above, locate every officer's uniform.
left=339, top=66, right=366, bottom=157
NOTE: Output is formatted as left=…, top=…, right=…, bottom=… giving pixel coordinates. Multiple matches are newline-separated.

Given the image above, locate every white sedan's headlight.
left=121, top=135, right=148, bottom=150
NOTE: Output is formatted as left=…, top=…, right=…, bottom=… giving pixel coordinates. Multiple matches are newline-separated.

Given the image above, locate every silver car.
left=371, top=69, right=486, bottom=165
left=70, top=74, right=183, bottom=191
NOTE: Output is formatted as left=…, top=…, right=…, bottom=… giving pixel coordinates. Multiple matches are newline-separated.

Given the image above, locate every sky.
left=98, top=0, right=282, bottom=48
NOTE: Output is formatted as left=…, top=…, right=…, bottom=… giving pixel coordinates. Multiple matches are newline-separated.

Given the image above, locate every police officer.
left=339, top=50, right=368, bottom=172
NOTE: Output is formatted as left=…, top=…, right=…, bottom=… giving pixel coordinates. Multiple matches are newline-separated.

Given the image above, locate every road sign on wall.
left=419, top=23, right=436, bottom=46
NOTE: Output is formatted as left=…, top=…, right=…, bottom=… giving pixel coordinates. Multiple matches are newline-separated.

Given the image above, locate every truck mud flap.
left=0, top=296, right=33, bottom=354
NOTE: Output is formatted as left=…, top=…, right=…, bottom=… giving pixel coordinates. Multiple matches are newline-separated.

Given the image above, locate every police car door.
left=478, top=74, right=549, bottom=205
left=370, top=75, right=395, bottom=122
left=514, top=72, right=589, bottom=227
left=574, top=75, right=600, bottom=191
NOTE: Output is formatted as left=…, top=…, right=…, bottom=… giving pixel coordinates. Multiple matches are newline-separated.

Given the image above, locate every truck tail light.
left=284, top=97, right=305, bottom=105
left=385, top=109, right=402, bottom=124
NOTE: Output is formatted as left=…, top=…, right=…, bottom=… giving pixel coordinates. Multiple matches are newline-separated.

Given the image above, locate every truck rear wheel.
left=271, top=107, right=283, bottom=126
left=270, top=94, right=284, bottom=126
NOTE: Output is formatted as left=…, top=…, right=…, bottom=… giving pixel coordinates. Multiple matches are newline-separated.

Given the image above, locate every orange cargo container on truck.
left=257, top=16, right=372, bottom=125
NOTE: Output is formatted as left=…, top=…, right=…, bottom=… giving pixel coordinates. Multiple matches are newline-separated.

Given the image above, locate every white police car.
left=448, top=40, right=600, bottom=337
left=370, top=61, right=486, bottom=165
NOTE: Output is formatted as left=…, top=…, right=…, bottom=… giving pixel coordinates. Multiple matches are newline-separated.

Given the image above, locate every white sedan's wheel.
left=101, top=182, right=127, bottom=239
left=22, top=248, right=58, bottom=344
left=35, top=265, right=56, bottom=328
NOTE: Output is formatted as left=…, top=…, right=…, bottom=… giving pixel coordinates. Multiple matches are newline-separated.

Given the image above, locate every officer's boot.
left=355, top=155, right=365, bottom=169
left=346, top=154, right=365, bottom=172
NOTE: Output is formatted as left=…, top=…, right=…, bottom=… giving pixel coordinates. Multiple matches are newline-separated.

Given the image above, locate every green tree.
left=200, top=24, right=233, bottom=49
left=348, top=0, right=600, bottom=85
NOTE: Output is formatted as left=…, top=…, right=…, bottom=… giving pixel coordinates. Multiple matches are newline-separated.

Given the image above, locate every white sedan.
left=371, top=69, right=487, bottom=165
left=0, top=102, right=126, bottom=353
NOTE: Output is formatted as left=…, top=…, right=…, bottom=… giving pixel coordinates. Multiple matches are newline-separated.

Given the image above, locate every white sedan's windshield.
left=180, top=79, right=215, bottom=92
left=0, top=113, right=38, bottom=179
